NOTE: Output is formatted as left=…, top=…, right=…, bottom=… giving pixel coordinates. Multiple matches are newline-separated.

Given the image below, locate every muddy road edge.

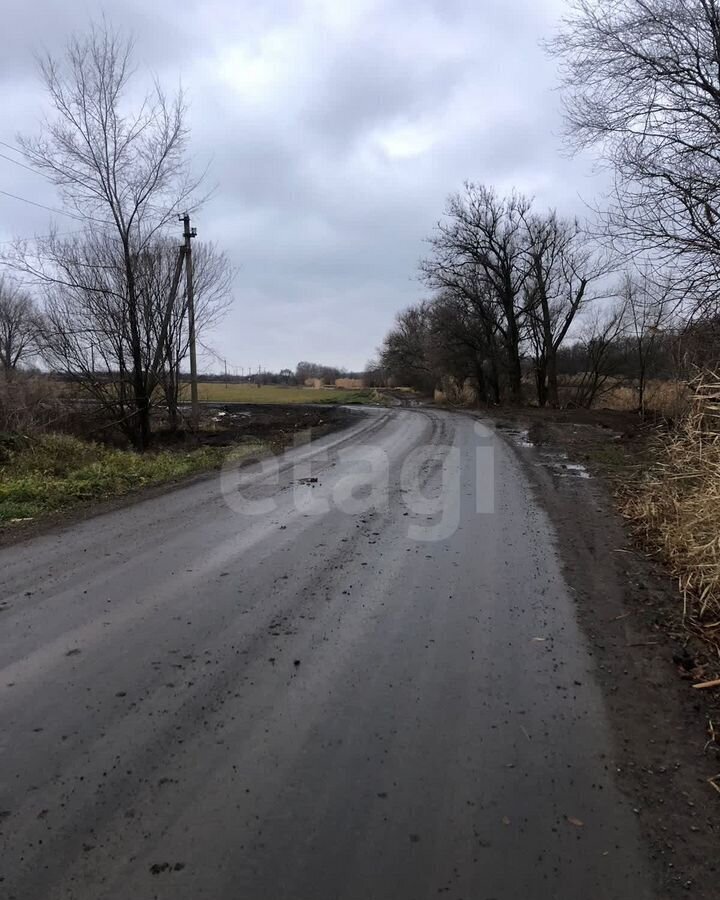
left=492, top=415, right=719, bottom=899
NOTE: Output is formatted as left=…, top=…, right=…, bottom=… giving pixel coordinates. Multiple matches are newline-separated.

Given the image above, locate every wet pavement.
left=0, top=407, right=654, bottom=899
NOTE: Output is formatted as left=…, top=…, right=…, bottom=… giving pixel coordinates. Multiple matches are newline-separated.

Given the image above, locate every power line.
left=0, top=228, right=86, bottom=246
left=198, top=340, right=245, bottom=374
left=0, top=187, right=87, bottom=222
left=0, top=151, right=43, bottom=177
left=0, top=141, right=60, bottom=184
left=0, top=142, right=81, bottom=192
left=0, top=140, right=24, bottom=155
left=0, top=141, right=116, bottom=228
left=0, top=187, right=111, bottom=226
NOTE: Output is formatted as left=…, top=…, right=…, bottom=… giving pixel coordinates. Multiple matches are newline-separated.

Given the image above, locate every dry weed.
left=621, top=373, right=720, bottom=649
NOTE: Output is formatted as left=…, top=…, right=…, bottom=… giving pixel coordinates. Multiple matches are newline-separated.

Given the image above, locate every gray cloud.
left=0, top=0, right=604, bottom=372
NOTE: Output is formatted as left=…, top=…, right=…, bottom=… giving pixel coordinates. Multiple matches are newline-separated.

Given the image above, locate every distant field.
left=185, top=383, right=377, bottom=405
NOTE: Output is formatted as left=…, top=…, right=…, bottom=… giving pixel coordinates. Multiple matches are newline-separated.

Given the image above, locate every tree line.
left=380, top=185, right=610, bottom=407
left=381, top=0, right=720, bottom=409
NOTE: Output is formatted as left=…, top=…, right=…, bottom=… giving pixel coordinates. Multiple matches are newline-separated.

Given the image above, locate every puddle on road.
left=502, top=428, right=534, bottom=448
left=547, top=459, right=591, bottom=480
left=500, top=427, right=592, bottom=480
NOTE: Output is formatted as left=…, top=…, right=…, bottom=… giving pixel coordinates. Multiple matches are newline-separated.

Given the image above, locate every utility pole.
left=155, top=244, right=186, bottom=374
left=181, top=212, right=199, bottom=429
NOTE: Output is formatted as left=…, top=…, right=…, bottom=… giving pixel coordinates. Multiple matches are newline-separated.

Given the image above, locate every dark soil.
left=0, top=404, right=361, bottom=549
left=490, top=405, right=720, bottom=899
left=154, top=402, right=356, bottom=451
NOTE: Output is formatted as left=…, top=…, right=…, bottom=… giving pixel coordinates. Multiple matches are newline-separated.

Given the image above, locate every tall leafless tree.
left=10, top=21, right=201, bottom=447
left=429, top=290, right=503, bottom=403
left=423, top=184, right=531, bottom=402
left=142, top=240, right=233, bottom=429
left=0, top=275, right=39, bottom=379
left=621, top=269, right=675, bottom=414
left=420, top=261, right=505, bottom=401
left=571, top=302, right=627, bottom=408
left=549, top=0, right=720, bottom=315
left=522, top=212, right=609, bottom=407
left=379, top=302, right=437, bottom=393
left=35, top=232, right=230, bottom=441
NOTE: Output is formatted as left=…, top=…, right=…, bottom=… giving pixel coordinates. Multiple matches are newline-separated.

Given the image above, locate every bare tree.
left=429, top=291, right=502, bottom=404
left=621, top=270, right=675, bottom=414
left=549, top=0, right=720, bottom=313
left=363, top=360, right=385, bottom=388
left=10, top=21, right=200, bottom=447
left=36, top=231, right=149, bottom=439
left=379, top=302, right=437, bottom=392
left=421, top=260, right=505, bottom=402
left=0, top=275, right=38, bottom=378
left=423, top=184, right=532, bottom=402
left=571, top=302, right=627, bottom=408
left=674, top=313, right=720, bottom=375
left=143, top=240, right=233, bottom=429
left=523, top=213, right=610, bottom=407
left=34, top=232, right=230, bottom=440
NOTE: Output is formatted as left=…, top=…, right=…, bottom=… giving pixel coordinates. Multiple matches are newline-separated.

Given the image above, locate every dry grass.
left=621, top=375, right=720, bottom=651
left=0, top=376, right=69, bottom=433
left=433, top=379, right=480, bottom=406
left=602, top=379, right=691, bottom=419
left=555, top=375, right=691, bottom=418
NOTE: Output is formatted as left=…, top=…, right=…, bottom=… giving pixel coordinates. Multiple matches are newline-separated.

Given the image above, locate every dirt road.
left=0, top=407, right=664, bottom=898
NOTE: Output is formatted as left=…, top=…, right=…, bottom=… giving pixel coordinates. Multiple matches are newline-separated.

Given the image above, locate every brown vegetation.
left=620, top=375, right=720, bottom=652
left=0, top=376, right=69, bottom=434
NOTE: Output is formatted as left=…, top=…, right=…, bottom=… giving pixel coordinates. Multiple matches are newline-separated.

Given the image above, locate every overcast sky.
left=0, top=0, right=604, bottom=373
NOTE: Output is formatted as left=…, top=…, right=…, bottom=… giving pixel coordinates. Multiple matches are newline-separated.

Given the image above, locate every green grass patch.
left=0, top=433, right=265, bottom=525
left=187, top=383, right=379, bottom=405
left=61, top=381, right=385, bottom=406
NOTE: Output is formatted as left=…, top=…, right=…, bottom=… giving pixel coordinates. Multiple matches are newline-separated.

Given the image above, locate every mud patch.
left=499, top=421, right=593, bottom=480
left=497, top=413, right=720, bottom=900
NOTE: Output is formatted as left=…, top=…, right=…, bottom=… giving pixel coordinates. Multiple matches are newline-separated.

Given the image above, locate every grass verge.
left=0, top=433, right=266, bottom=526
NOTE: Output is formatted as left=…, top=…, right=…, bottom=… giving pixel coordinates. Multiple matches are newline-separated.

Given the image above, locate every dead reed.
left=621, top=373, right=720, bottom=651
